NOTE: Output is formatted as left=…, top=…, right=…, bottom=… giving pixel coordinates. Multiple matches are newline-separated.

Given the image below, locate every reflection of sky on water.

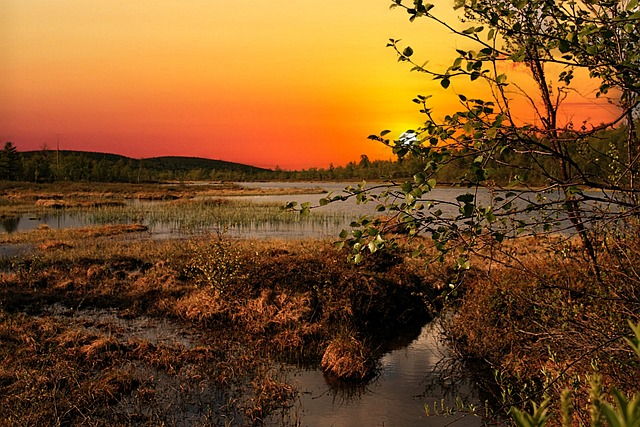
left=0, top=211, right=90, bottom=234
left=291, top=322, right=483, bottom=427
left=0, top=210, right=356, bottom=240
left=1, top=181, right=601, bottom=239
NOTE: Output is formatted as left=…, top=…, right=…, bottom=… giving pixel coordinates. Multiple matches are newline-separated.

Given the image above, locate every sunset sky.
left=1, top=1, right=621, bottom=169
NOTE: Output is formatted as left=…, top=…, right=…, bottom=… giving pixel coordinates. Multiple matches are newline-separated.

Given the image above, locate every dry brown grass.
left=443, top=229, right=640, bottom=423
left=239, top=290, right=313, bottom=334
left=37, top=240, right=73, bottom=251
left=0, top=182, right=325, bottom=215
left=174, top=289, right=228, bottom=323
left=0, top=230, right=434, bottom=425
left=321, top=334, right=375, bottom=380
left=0, top=223, right=149, bottom=245
left=34, top=199, right=126, bottom=209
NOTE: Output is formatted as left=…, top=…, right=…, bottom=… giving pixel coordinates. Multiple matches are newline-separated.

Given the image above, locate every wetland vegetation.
left=0, top=181, right=349, bottom=239
left=0, top=213, right=441, bottom=426
left=0, top=182, right=638, bottom=426
left=3, top=0, right=640, bottom=423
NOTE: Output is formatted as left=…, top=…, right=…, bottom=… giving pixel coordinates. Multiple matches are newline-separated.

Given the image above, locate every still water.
left=0, top=182, right=372, bottom=237
left=290, top=322, right=485, bottom=427
left=0, top=181, right=578, bottom=238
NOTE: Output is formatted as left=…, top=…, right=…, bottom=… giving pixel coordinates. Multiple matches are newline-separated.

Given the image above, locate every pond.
left=289, top=321, right=486, bottom=427
left=43, top=303, right=489, bottom=426
left=0, top=181, right=589, bottom=238
left=0, top=182, right=369, bottom=238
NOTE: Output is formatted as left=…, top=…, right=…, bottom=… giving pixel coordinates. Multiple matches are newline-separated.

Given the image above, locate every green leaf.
left=403, top=46, right=414, bottom=57
left=462, top=203, right=474, bottom=217
left=558, top=39, right=570, bottom=53
left=440, top=78, right=450, bottom=89
left=456, top=256, right=470, bottom=270
left=300, top=202, right=311, bottom=216
left=456, top=193, right=474, bottom=203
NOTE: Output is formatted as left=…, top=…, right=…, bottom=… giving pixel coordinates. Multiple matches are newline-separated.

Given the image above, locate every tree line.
left=0, top=128, right=632, bottom=184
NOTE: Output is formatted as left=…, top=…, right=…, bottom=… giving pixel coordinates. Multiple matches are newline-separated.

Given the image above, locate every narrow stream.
left=290, top=322, right=484, bottom=427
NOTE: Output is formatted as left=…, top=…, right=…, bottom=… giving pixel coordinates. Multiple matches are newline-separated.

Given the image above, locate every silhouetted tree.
left=0, top=142, right=20, bottom=180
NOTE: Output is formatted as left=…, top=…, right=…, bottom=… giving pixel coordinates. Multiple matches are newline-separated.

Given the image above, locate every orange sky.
left=1, top=1, right=621, bottom=169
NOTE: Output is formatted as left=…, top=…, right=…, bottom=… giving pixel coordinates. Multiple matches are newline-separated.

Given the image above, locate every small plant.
left=423, top=396, right=482, bottom=418
left=184, top=237, right=248, bottom=294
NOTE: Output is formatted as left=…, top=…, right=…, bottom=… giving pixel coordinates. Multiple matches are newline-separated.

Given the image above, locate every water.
left=0, top=210, right=91, bottom=234
left=0, top=181, right=595, bottom=238
left=0, top=182, right=375, bottom=238
left=290, top=322, right=485, bottom=427
left=1, top=181, right=613, bottom=425
left=40, top=304, right=486, bottom=425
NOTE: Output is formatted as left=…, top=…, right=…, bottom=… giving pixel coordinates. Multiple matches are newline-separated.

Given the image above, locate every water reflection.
left=0, top=215, right=20, bottom=233
left=0, top=182, right=596, bottom=238
left=291, top=322, right=484, bottom=427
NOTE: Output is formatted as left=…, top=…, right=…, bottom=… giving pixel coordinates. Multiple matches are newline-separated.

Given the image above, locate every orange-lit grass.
left=442, top=231, right=640, bottom=423
left=0, top=232, right=435, bottom=425
left=321, top=333, right=375, bottom=381
left=0, top=223, right=149, bottom=245
left=0, top=181, right=324, bottom=211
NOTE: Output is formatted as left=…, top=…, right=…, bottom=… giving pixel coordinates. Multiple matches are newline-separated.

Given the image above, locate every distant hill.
left=140, top=156, right=271, bottom=174
left=20, top=150, right=132, bottom=164
left=17, top=150, right=276, bottom=182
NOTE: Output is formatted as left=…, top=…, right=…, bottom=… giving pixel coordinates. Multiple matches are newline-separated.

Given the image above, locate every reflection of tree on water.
left=419, top=350, right=494, bottom=422
left=420, top=320, right=508, bottom=425
left=0, top=215, right=20, bottom=233
left=318, top=370, right=382, bottom=403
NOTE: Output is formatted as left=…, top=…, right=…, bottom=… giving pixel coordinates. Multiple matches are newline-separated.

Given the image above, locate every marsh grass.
left=321, top=332, right=376, bottom=381
left=1, top=194, right=357, bottom=238
left=86, top=198, right=355, bottom=234
left=442, top=230, right=640, bottom=424
left=0, top=224, right=149, bottom=246
left=0, top=230, right=435, bottom=426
